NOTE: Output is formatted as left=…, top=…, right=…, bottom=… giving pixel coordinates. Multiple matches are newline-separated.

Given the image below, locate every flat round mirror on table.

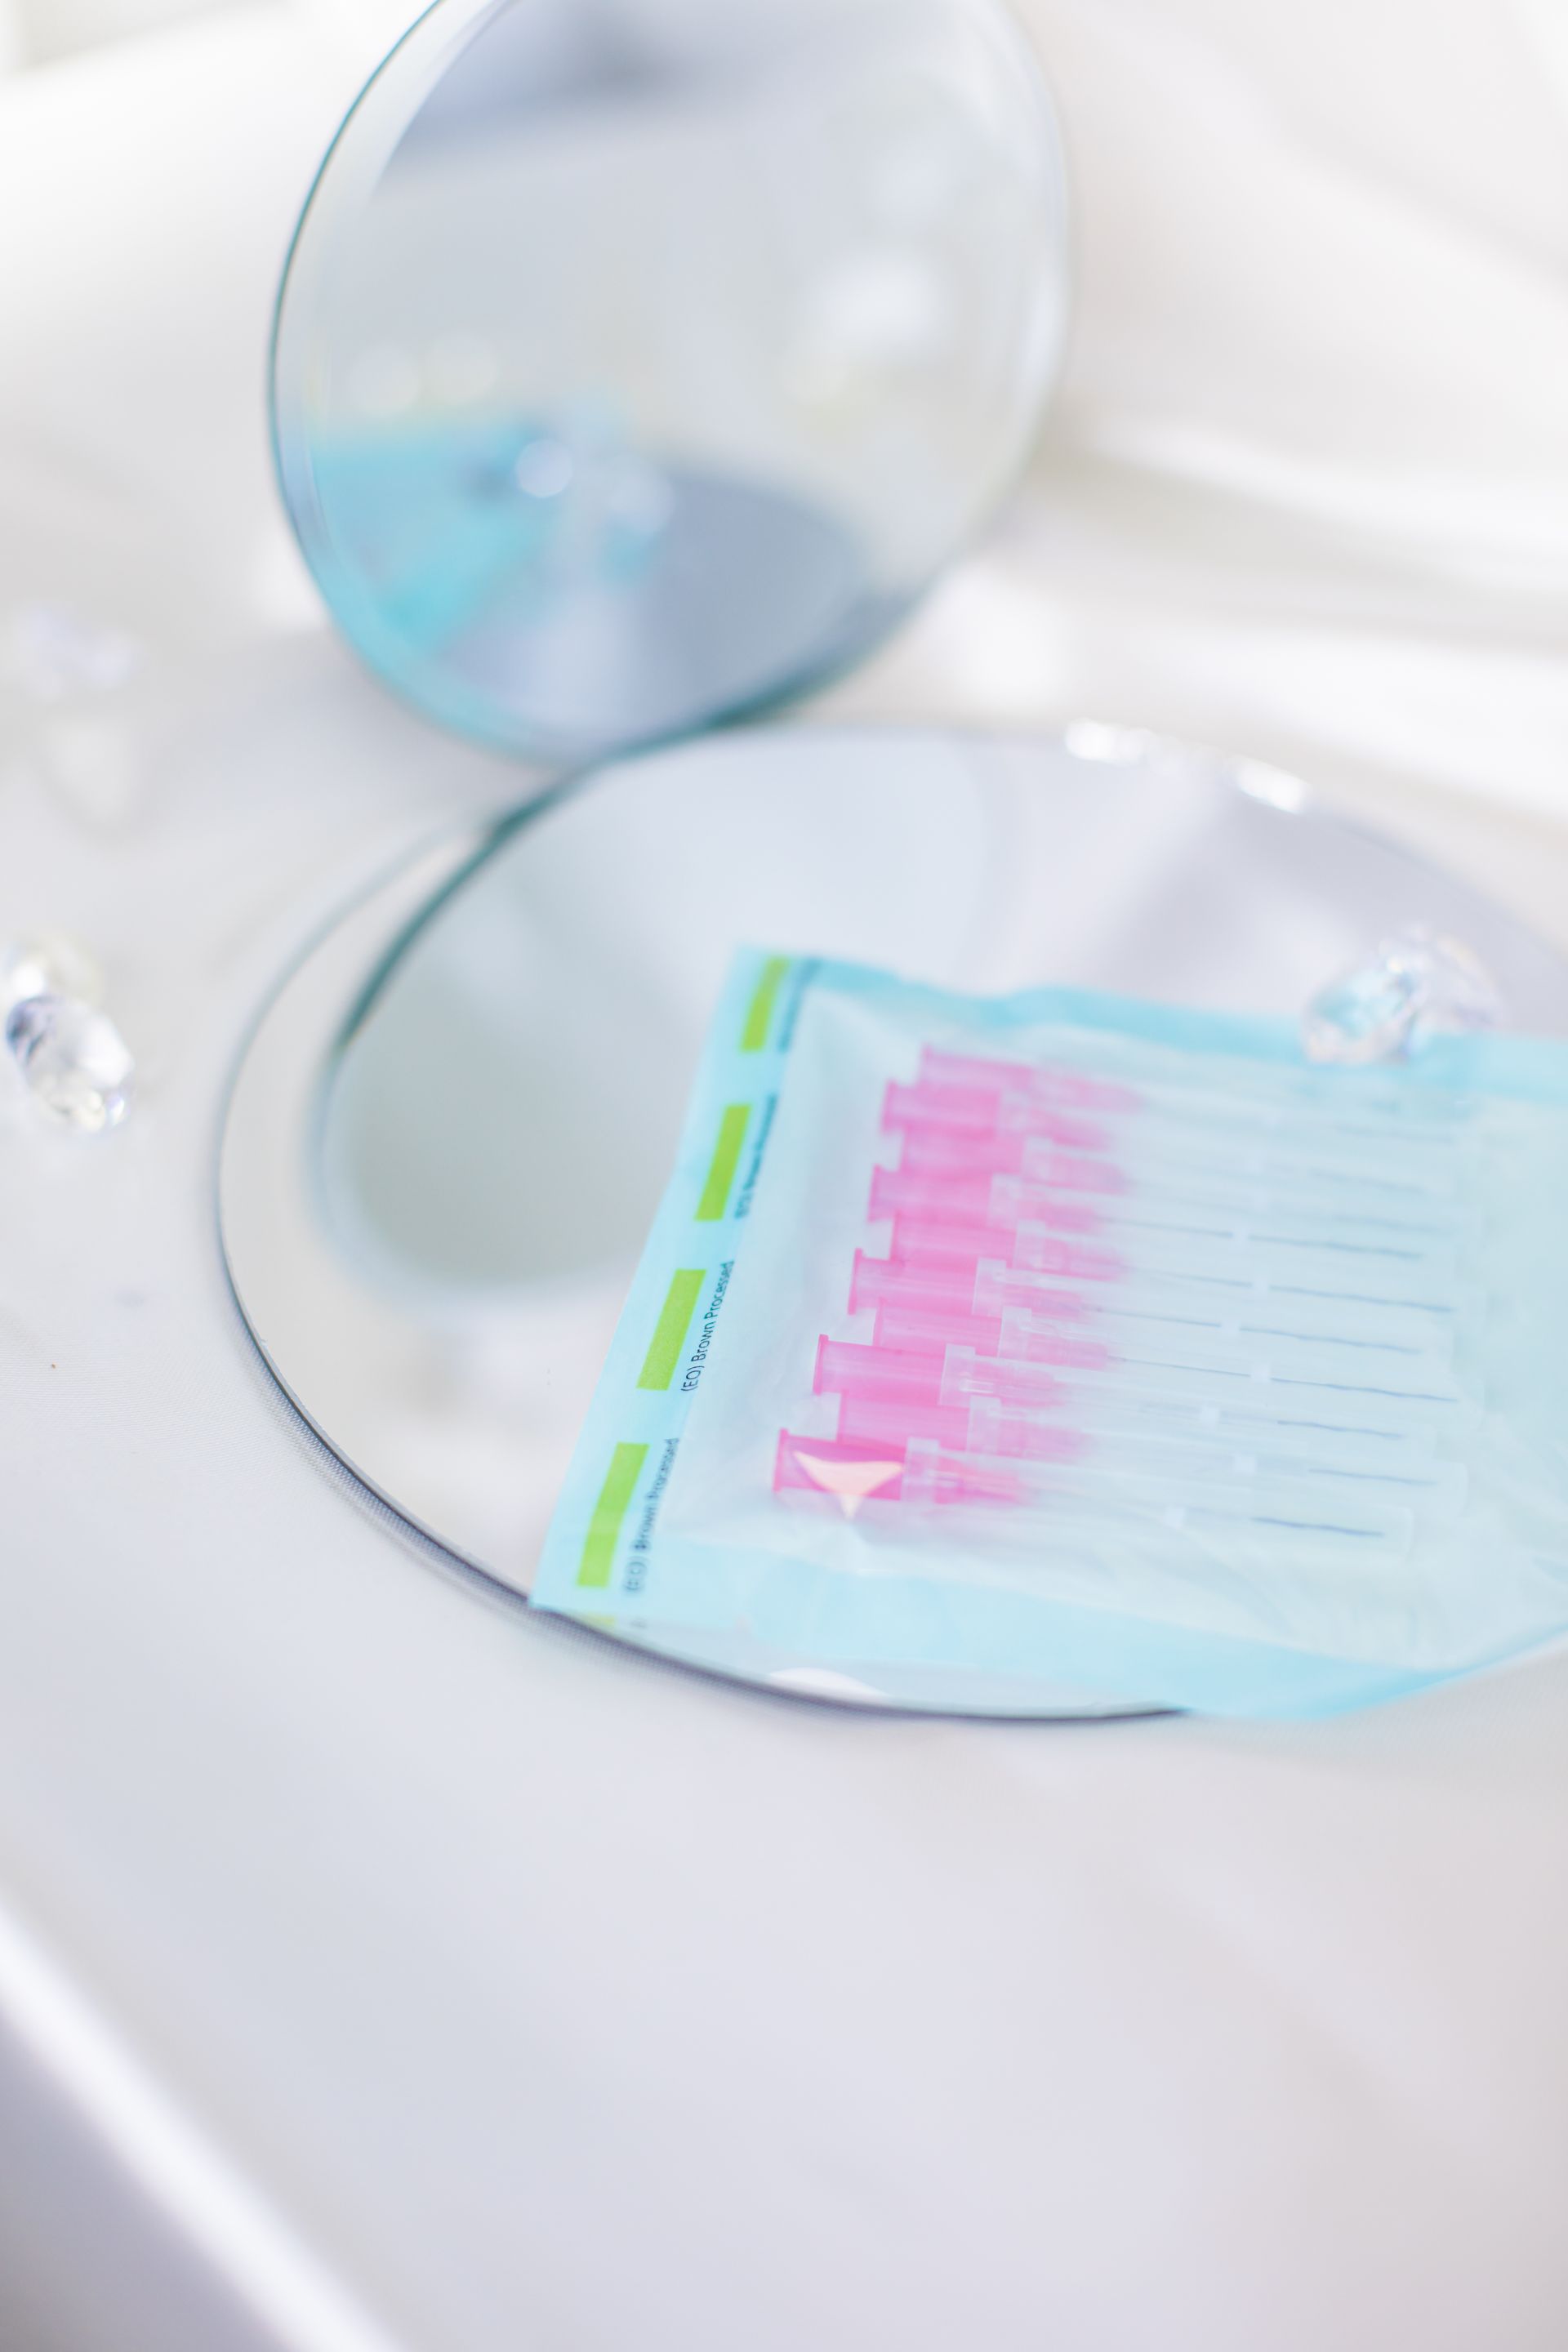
left=218, top=724, right=1568, bottom=1717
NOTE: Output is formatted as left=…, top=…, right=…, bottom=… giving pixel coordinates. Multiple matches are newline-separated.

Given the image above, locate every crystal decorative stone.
left=1303, top=926, right=1503, bottom=1066
left=5, top=994, right=134, bottom=1132
left=1, top=931, right=105, bottom=1016
left=1, top=604, right=140, bottom=701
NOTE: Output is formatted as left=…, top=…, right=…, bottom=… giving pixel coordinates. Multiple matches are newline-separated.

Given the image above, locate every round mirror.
left=219, top=725, right=1568, bottom=1716
left=272, top=0, right=1071, bottom=762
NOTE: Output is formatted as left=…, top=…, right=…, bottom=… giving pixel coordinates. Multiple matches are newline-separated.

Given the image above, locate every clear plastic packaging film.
left=531, top=951, right=1568, bottom=1715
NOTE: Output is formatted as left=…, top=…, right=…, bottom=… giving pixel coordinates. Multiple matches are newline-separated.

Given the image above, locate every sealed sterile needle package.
left=532, top=950, right=1568, bottom=1716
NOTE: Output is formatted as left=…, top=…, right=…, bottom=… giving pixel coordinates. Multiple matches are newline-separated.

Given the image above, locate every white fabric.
left=3, top=7, right=1568, bottom=2349
left=0, top=0, right=412, bottom=74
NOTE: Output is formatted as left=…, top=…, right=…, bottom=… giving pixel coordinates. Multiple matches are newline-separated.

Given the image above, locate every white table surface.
left=4, top=8, right=1568, bottom=2349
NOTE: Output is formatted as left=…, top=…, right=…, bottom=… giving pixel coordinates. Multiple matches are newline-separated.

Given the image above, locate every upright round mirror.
left=272, top=0, right=1071, bottom=760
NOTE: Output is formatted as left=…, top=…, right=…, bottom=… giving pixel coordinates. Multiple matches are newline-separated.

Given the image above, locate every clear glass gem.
left=1303, top=926, right=1503, bottom=1066
left=1, top=931, right=105, bottom=1016
left=1, top=604, right=140, bottom=702
left=6, top=994, right=134, bottom=1131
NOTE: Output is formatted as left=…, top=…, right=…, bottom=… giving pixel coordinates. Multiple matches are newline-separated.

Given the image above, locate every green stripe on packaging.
left=577, top=1442, right=648, bottom=1588
left=637, top=1268, right=706, bottom=1391
left=740, top=955, right=791, bottom=1051
left=696, top=1103, right=750, bottom=1221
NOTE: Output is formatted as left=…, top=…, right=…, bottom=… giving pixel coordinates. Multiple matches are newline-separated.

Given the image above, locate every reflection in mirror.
left=272, top=0, right=1069, bottom=760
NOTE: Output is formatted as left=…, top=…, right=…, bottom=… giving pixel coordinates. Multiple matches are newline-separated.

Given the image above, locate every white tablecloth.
left=3, top=8, right=1568, bottom=2348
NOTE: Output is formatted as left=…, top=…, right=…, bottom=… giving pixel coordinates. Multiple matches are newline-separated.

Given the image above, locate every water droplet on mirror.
left=513, top=437, right=574, bottom=500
